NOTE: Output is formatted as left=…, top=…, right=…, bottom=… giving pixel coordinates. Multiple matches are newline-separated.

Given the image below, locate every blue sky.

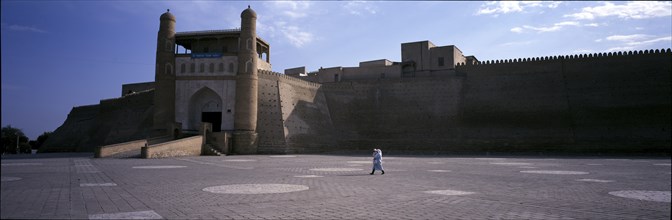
left=2, top=1, right=671, bottom=139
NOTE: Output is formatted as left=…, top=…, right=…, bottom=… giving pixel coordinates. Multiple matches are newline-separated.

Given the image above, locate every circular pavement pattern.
left=1, top=176, right=22, bottom=182
left=425, top=189, right=476, bottom=196
left=609, top=190, right=671, bottom=203
left=269, top=155, right=296, bottom=158
left=576, top=179, right=614, bottom=183
left=309, top=168, right=363, bottom=172
left=223, top=159, right=257, bottom=162
left=520, top=170, right=589, bottom=175
left=428, top=170, right=451, bottom=172
left=490, top=162, right=532, bottom=166
left=203, top=184, right=309, bottom=194
left=294, top=175, right=323, bottom=178
left=132, top=165, right=186, bottom=169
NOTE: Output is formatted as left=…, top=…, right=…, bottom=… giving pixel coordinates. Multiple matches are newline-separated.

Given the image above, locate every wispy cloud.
left=564, top=1, right=672, bottom=20
left=605, top=34, right=653, bottom=42
left=1, top=23, right=47, bottom=33
left=343, top=1, right=377, bottom=15
left=499, top=40, right=536, bottom=47
left=280, top=25, right=314, bottom=48
left=260, top=2, right=316, bottom=48
left=601, top=34, right=672, bottom=51
left=269, top=1, right=312, bottom=19
left=476, top=1, right=561, bottom=16
left=510, top=21, right=580, bottom=33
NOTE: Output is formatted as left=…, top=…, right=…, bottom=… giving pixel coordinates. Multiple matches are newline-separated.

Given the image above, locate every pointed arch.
left=188, top=87, right=223, bottom=131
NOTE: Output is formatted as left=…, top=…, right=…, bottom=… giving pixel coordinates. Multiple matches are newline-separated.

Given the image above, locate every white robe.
left=372, top=150, right=384, bottom=171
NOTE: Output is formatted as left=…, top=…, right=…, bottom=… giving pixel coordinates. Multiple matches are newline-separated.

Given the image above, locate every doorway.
left=202, top=112, right=222, bottom=132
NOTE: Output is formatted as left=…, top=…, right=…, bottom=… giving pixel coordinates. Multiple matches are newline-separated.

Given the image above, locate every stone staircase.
left=202, top=144, right=224, bottom=156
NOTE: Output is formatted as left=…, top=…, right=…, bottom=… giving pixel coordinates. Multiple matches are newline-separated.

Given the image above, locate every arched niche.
left=188, top=87, right=223, bottom=132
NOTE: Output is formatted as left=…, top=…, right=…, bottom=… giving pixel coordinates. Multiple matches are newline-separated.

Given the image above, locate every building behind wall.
left=41, top=8, right=672, bottom=155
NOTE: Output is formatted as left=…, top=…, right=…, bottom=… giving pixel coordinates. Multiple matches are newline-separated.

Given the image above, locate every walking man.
left=370, top=148, right=385, bottom=175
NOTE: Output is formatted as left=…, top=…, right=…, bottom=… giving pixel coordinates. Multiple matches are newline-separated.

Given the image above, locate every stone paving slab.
left=1, top=153, right=670, bottom=219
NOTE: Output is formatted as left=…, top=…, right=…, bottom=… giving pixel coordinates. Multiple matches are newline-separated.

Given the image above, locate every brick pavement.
left=1, top=153, right=670, bottom=219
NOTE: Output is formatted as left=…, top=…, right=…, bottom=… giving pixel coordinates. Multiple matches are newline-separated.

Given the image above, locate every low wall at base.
left=95, top=139, right=147, bottom=158
left=141, top=135, right=203, bottom=158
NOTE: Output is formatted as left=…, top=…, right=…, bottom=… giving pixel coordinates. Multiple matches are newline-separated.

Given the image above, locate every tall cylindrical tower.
left=152, top=10, right=177, bottom=137
left=233, top=6, right=259, bottom=154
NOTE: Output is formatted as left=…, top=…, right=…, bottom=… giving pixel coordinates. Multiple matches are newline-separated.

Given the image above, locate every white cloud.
left=499, top=40, right=535, bottom=47
left=476, top=1, right=562, bottom=16
left=605, top=34, right=652, bottom=42
left=260, top=2, right=316, bottom=48
left=280, top=25, right=314, bottom=47
left=606, top=46, right=635, bottom=52
left=269, top=1, right=312, bottom=19
left=510, top=27, right=524, bottom=33
left=344, top=1, right=377, bottom=15
left=513, top=21, right=580, bottom=33
left=624, top=36, right=672, bottom=46
left=1, top=23, right=47, bottom=33
left=603, top=34, right=672, bottom=51
left=584, top=23, right=600, bottom=27
left=565, top=1, right=672, bottom=20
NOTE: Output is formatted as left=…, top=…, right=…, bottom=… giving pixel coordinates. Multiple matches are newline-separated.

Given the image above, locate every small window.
left=228, top=63, right=234, bottom=73
left=209, top=63, right=214, bottom=73
left=222, top=46, right=228, bottom=53
left=180, top=63, right=186, bottom=73
left=165, top=63, right=173, bottom=75
left=438, top=57, right=445, bottom=67
left=218, top=63, right=224, bottom=72
left=203, top=47, right=209, bottom=53
left=199, top=63, right=205, bottom=73
left=334, top=74, right=339, bottom=82
left=164, top=39, right=173, bottom=52
left=190, top=63, right=195, bottom=72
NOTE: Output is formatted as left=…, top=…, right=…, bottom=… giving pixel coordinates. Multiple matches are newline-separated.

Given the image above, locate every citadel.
left=42, top=7, right=671, bottom=157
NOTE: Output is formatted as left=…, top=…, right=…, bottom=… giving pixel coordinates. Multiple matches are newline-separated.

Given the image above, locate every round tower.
left=152, top=9, right=177, bottom=137
left=233, top=6, right=259, bottom=154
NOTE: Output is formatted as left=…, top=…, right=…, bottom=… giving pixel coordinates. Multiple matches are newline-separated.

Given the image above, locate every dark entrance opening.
left=202, top=112, right=222, bottom=132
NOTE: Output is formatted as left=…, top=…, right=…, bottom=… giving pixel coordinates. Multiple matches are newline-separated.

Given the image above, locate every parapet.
left=360, top=59, right=394, bottom=67
left=258, top=69, right=322, bottom=88
left=455, top=48, right=672, bottom=67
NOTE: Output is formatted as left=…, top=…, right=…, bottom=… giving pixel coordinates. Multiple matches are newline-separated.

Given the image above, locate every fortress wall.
left=41, top=104, right=101, bottom=152
left=562, top=50, right=672, bottom=152
left=458, top=59, right=574, bottom=151
left=258, top=70, right=335, bottom=153
left=257, top=71, right=287, bottom=153
left=455, top=50, right=671, bottom=153
left=91, top=90, right=154, bottom=151
left=323, top=77, right=464, bottom=151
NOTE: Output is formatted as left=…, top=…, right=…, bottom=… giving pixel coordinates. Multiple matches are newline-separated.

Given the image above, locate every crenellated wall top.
left=456, top=48, right=672, bottom=67
left=258, top=69, right=322, bottom=88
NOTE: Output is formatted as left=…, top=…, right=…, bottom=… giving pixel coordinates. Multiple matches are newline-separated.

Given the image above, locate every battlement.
left=456, top=48, right=672, bottom=67
left=258, top=69, right=322, bottom=88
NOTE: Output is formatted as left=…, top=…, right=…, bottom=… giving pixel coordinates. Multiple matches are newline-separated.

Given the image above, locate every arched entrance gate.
left=188, top=87, right=223, bottom=132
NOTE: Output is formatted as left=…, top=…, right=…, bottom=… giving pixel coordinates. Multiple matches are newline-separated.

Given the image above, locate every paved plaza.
left=1, top=153, right=670, bottom=219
